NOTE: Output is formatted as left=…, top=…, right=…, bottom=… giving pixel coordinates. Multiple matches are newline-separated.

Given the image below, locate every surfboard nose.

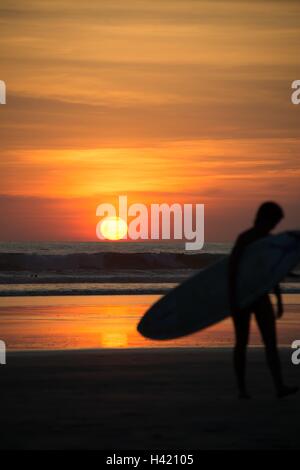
left=137, top=309, right=159, bottom=339
left=137, top=316, right=154, bottom=339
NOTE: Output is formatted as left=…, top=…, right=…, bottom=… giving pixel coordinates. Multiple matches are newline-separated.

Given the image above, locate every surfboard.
left=137, top=231, right=300, bottom=340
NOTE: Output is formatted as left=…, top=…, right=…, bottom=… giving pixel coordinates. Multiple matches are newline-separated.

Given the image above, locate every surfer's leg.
left=255, top=296, right=283, bottom=391
left=232, top=311, right=251, bottom=398
left=255, top=296, right=298, bottom=398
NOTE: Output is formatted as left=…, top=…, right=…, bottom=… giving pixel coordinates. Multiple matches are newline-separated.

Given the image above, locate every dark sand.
left=1, top=348, right=300, bottom=449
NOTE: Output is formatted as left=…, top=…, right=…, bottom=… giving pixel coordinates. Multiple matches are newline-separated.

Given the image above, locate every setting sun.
left=100, top=216, right=128, bottom=241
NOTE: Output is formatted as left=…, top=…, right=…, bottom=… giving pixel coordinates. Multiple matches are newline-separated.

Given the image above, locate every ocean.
left=0, top=241, right=232, bottom=255
left=0, top=241, right=299, bottom=296
left=0, top=241, right=230, bottom=296
left=0, top=241, right=299, bottom=351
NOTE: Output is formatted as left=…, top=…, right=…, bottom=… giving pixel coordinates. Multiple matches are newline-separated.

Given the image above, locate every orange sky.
left=0, top=0, right=299, bottom=241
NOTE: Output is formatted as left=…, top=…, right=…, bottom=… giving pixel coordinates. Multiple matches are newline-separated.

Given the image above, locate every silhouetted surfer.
left=229, top=202, right=298, bottom=399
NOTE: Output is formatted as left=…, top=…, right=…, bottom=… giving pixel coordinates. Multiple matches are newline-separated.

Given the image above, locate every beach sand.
left=1, top=348, right=299, bottom=449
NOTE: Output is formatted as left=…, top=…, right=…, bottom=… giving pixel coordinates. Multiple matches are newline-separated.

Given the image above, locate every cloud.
left=0, top=191, right=299, bottom=242
left=0, top=0, right=299, bottom=240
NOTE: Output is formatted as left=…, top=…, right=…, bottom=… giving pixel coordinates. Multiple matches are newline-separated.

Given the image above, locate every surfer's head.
left=254, top=202, right=284, bottom=233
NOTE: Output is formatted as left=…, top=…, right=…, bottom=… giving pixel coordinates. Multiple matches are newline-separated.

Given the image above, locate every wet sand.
left=1, top=348, right=299, bottom=449
left=1, top=295, right=300, bottom=349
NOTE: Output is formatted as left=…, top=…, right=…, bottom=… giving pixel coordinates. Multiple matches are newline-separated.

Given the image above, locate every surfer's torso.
left=229, top=227, right=273, bottom=315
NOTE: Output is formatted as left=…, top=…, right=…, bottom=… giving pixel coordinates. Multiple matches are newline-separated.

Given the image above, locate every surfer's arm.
left=274, top=284, right=284, bottom=318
